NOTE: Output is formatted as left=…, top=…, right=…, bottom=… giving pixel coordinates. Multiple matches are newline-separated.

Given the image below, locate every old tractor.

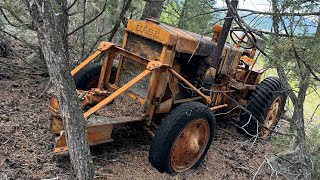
left=48, top=1, right=286, bottom=174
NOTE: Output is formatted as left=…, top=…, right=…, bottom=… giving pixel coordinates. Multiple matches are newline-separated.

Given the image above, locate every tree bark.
left=140, top=0, right=164, bottom=20
left=316, top=17, right=320, bottom=37
left=26, top=0, right=94, bottom=179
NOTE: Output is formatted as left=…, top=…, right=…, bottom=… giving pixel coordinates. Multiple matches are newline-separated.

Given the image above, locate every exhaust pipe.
left=210, top=0, right=238, bottom=68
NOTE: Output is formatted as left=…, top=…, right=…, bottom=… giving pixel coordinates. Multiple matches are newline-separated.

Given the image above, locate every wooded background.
left=0, top=0, right=319, bottom=179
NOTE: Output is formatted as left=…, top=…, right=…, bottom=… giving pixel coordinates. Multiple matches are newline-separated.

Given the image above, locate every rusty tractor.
left=49, top=1, right=286, bottom=174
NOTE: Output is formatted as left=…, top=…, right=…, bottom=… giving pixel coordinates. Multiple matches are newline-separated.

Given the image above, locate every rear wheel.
left=238, top=77, right=286, bottom=138
left=149, top=102, right=216, bottom=173
left=73, top=62, right=117, bottom=90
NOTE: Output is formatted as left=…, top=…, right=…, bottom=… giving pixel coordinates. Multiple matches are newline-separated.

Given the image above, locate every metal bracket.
left=146, top=61, right=170, bottom=70
left=98, top=41, right=115, bottom=51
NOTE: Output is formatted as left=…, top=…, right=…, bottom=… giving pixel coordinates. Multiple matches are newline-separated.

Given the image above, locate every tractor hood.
left=127, top=19, right=216, bottom=56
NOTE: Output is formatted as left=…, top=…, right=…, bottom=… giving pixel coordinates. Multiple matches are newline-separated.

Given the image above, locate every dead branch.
left=67, top=0, right=78, bottom=10
left=253, top=157, right=266, bottom=179
left=237, top=8, right=320, bottom=16
left=81, top=0, right=87, bottom=60
left=37, top=79, right=51, bottom=99
left=176, top=7, right=320, bottom=25
left=260, top=124, right=296, bottom=137
left=67, top=1, right=107, bottom=36
left=0, top=7, right=25, bottom=28
left=0, top=61, right=46, bottom=75
left=0, top=4, right=35, bottom=30
left=85, top=31, right=112, bottom=58
left=0, top=28, right=39, bottom=51
left=177, top=8, right=227, bottom=24
left=306, top=103, right=320, bottom=128
left=0, top=28, right=20, bottom=41
left=108, top=0, right=133, bottom=41
left=11, top=51, right=47, bottom=72
left=265, top=155, right=291, bottom=179
left=0, top=58, right=40, bottom=70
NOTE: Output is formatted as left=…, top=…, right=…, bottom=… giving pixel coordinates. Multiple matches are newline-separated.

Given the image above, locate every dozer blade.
left=54, top=116, right=142, bottom=153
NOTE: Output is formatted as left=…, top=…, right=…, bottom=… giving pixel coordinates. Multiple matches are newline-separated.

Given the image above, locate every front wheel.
left=149, top=102, right=216, bottom=173
left=238, top=77, right=287, bottom=139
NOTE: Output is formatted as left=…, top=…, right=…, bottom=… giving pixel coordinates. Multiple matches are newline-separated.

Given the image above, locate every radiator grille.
left=118, top=33, right=162, bottom=97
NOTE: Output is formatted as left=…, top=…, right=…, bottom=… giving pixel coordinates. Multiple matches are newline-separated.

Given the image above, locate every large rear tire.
left=238, top=77, right=287, bottom=138
left=149, top=102, right=216, bottom=173
left=73, top=62, right=117, bottom=90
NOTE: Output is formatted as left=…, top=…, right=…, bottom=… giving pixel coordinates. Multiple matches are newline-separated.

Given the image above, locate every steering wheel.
left=230, top=27, right=257, bottom=49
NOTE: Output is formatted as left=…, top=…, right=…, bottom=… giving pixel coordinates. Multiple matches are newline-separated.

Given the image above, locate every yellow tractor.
left=48, top=1, right=286, bottom=174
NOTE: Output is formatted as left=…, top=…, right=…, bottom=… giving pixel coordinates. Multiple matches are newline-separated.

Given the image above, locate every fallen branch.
left=37, top=79, right=52, bottom=99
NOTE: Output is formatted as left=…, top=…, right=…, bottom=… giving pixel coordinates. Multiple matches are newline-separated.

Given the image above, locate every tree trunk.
left=27, top=1, right=94, bottom=179
left=140, top=0, right=164, bottom=20
left=316, top=17, right=320, bottom=37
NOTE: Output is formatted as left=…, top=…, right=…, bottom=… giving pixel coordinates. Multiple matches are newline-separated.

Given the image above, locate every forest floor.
left=0, top=57, right=288, bottom=180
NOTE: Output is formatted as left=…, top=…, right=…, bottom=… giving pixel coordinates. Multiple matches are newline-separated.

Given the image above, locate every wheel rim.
left=260, top=96, right=282, bottom=139
left=170, top=118, right=210, bottom=172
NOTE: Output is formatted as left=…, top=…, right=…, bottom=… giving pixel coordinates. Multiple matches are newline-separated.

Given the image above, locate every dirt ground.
left=0, top=57, right=282, bottom=180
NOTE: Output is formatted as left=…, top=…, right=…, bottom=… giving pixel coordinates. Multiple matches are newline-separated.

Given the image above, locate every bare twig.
left=12, top=51, right=47, bottom=72
left=265, top=155, right=290, bottom=179
left=253, top=157, right=266, bottom=179
left=37, top=79, right=51, bottom=99
left=177, top=8, right=227, bottom=24
left=0, top=28, right=21, bottom=41
left=81, top=0, right=86, bottom=60
left=108, top=0, right=133, bottom=41
left=237, top=8, right=320, bottom=17
left=0, top=5, right=35, bottom=30
left=67, top=1, right=107, bottom=36
left=85, top=31, right=112, bottom=58
left=67, top=0, right=78, bottom=10
left=0, top=7, right=25, bottom=28
left=306, top=103, right=320, bottom=128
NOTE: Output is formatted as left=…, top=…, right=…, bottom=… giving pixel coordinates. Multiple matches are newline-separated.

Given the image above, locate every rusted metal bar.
left=103, top=51, right=116, bottom=88
left=71, top=50, right=102, bottom=76
left=168, top=68, right=211, bottom=104
left=210, top=104, right=228, bottom=111
left=72, top=41, right=115, bottom=76
left=98, top=51, right=110, bottom=89
left=173, top=96, right=202, bottom=104
left=115, top=47, right=149, bottom=65
left=71, top=41, right=114, bottom=76
left=83, top=69, right=152, bottom=118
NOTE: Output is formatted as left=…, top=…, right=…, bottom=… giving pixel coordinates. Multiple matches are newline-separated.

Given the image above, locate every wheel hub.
left=260, top=96, right=282, bottom=139
left=170, top=119, right=210, bottom=172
